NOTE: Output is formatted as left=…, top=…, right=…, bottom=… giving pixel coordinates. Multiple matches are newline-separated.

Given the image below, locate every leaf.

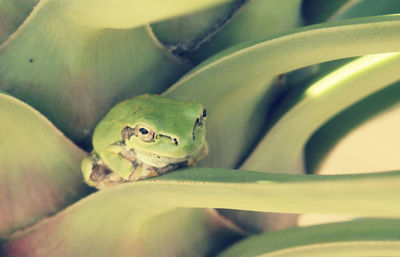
left=3, top=168, right=400, bottom=256
left=302, top=0, right=350, bottom=23
left=164, top=15, right=400, bottom=170
left=217, top=219, right=400, bottom=257
left=150, top=1, right=240, bottom=55
left=0, top=0, right=39, bottom=43
left=168, top=14, right=400, bottom=103
left=0, top=1, right=192, bottom=145
left=62, top=0, right=235, bottom=29
left=305, top=80, right=400, bottom=172
left=0, top=93, right=88, bottom=237
left=242, top=52, right=400, bottom=173
left=332, top=0, right=400, bottom=21
left=4, top=208, right=244, bottom=257
left=188, top=0, right=304, bottom=62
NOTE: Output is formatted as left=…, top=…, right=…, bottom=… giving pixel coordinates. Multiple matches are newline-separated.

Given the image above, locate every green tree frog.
left=81, top=94, right=208, bottom=189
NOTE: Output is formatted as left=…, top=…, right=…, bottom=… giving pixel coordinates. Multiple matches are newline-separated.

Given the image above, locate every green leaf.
left=302, top=0, right=351, bottom=23
left=168, top=15, right=400, bottom=103
left=188, top=0, right=304, bottom=62
left=62, top=0, right=235, bottom=29
left=10, top=208, right=243, bottom=257
left=0, top=93, right=88, bottom=237
left=242, top=52, right=400, bottom=173
left=217, top=219, right=400, bottom=257
left=3, top=168, right=400, bottom=256
left=0, top=1, right=192, bottom=145
left=164, top=15, right=400, bottom=170
left=305, top=80, right=400, bottom=172
left=332, top=0, right=400, bottom=21
left=150, top=1, right=240, bottom=55
left=0, top=0, right=38, bottom=43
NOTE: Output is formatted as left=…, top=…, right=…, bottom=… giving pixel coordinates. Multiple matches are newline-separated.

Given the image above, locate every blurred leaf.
left=217, top=219, right=400, bottom=257
left=189, top=0, right=304, bottom=62
left=302, top=0, right=351, bottom=24
left=242, top=52, right=400, bottom=173
left=0, top=0, right=39, bottom=43
left=63, top=0, right=235, bottom=29
left=217, top=209, right=298, bottom=233
left=5, top=208, right=244, bottom=257
left=0, top=93, right=88, bottom=237
left=151, top=1, right=242, bottom=55
left=305, top=81, right=400, bottom=172
left=303, top=0, right=400, bottom=25
left=332, top=0, right=400, bottom=21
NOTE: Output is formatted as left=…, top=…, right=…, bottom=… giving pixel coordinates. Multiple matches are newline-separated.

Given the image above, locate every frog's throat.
left=122, top=142, right=208, bottom=169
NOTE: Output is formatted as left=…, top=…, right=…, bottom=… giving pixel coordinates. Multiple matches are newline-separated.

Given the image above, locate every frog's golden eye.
left=134, top=124, right=155, bottom=142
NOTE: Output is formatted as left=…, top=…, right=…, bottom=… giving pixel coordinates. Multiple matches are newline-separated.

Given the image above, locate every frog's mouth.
left=120, top=142, right=208, bottom=169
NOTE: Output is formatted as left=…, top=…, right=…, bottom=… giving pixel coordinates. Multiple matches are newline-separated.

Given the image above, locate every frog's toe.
left=81, top=156, right=117, bottom=189
left=81, top=156, right=98, bottom=187
left=90, top=164, right=111, bottom=182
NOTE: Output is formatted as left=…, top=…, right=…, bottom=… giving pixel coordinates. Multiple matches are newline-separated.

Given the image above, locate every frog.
left=81, top=94, right=208, bottom=189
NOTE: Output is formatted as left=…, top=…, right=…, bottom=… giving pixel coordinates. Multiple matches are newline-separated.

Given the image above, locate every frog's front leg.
left=99, top=144, right=135, bottom=180
left=81, top=145, right=134, bottom=189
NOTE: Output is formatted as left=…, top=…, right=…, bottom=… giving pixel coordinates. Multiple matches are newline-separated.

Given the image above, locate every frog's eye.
left=134, top=124, right=155, bottom=142
left=202, top=109, right=207, bottom=118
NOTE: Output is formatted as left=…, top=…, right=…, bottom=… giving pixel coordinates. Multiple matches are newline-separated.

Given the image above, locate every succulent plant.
left=1, top=0, right=400, bottom=256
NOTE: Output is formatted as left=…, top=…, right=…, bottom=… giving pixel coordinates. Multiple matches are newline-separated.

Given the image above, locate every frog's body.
left=81, top=94, right=208, bottom=189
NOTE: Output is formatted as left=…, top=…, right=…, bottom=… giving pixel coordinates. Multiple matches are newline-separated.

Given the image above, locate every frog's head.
left=121, top=95, right=207, bottom=167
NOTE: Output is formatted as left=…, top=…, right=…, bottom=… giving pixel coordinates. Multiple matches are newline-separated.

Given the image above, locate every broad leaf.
left=0, top=93, right=88, bottom=236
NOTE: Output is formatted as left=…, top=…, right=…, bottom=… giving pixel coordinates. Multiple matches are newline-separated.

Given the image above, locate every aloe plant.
left=1, top=0, right=400, bottom=256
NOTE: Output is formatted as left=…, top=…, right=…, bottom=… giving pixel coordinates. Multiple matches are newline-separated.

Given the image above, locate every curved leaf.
left=5, top=208, right=244, bottom=257
left=164, top=15, right=400, bottom=171
left=0, top=0, right=39, bottom=43
left=188, top=0, right=304, bottom=61
left=217, top=219, right=400, bottom=257
left=0, top=1, right=192, bottom=145
left=0, top=93, right=88, bottom=237
left=242, top=52, right=400, bottom=173
left=150, top=1, right=241, bottom=55
left=332, top=0, right=400, bottom=21
left=306, top=81, right=400, bottom=173
left=302, top=0, right=350, bottom=24
left=167, top=15, right=400, bottom=104
left=164, top=15, right=400, bottom=232
left=3, top=168, right=400, bottom=256
left=62, top=0, right=235, bottom=29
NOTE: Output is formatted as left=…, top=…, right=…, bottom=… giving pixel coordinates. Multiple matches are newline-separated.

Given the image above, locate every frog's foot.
left=81, top=154, right=126, bottom=189
left=89, top=164, right=111, bottom=182
left=90, top=164, right=125, bottom=189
